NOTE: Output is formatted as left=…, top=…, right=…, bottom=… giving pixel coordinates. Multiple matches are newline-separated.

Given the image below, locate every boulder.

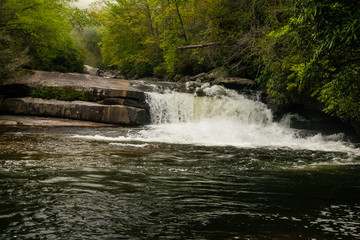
left=178, top=75, right=191, bottom=83
left=190, top=72, right=211, bottom=83
left=208, top=67, right=229, bottom=81
left=213, top=77, right=255, bottom=90
left=84, top=65, right=100, bottom=76
left=1, top=97, right=150, bottom=125
left=189, top=67, right=229, bottom=83
left=194, top=88, right=206, bottom=97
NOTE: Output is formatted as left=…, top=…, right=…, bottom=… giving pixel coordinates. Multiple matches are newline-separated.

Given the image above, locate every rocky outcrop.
left=0, top=71, right=153, bottom=125
left=184, top=67, right=255, bottom=91
left=1, top=97, right=150, bottom=125
left=2, top=70, right=146, bottom=102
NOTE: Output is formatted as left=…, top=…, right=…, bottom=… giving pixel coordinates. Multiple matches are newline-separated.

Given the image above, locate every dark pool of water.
left=0, top=127, right=359, bottom=239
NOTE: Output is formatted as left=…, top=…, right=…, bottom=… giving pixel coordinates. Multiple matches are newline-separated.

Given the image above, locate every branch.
left=21, top=4, right=41, bottom=13
left=177, top=42, right=222, bottom=50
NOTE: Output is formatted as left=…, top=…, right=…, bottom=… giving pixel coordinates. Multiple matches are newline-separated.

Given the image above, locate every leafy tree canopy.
left=0, top=0, right=87, bottom=77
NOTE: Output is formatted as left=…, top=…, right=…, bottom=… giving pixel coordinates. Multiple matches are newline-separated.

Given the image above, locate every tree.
left=256, top=0, right=360, bottom=123
left=98, top=0, right=252, bottom=78
left=0, top=0, right=85, bottom=75
left=99, top=0, right=159, bottom=78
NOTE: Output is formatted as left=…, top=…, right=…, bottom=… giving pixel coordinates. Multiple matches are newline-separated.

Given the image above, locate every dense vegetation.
left=1, top=0, right=359, bottom=125
left=93, top=0, right=359, bottom=125
left=0, top=0, right=86, bottom=79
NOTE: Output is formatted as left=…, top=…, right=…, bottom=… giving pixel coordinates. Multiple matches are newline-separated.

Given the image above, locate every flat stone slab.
left=1, top=97, right=150, bottom=125
left=3, top=71, right=146, bottom=101
left=0, top=115, right=116, bottom=127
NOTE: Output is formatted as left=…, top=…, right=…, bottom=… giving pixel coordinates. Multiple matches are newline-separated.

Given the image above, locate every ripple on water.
left=0, top=127, right=359, bottom=239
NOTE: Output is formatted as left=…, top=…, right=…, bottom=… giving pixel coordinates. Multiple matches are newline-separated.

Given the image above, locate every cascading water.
left=146, top=85, right=272, bottom=125
left=72, top=83, right=358, bottom=154
left=132, top=84, right=355, bottom=152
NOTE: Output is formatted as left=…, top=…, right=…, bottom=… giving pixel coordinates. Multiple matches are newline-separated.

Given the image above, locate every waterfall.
left=136, top=84, right=355, bottom=152
left=73, top=84, right=357, bottom=153
left=145, top=85, right=272, bottom=125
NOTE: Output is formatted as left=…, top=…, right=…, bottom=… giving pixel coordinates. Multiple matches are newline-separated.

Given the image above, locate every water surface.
left=0, top=126, right=359, bottom=239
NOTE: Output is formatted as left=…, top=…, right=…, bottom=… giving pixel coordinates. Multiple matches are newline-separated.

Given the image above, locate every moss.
left=30, top=88, right=96, bottom=102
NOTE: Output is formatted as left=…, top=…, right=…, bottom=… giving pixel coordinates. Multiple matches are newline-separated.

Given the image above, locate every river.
left=1, top=85, right=359, bottom=239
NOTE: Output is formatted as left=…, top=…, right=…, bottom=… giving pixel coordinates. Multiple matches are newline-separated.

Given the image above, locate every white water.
left=73, top=84, right=359, bottom=154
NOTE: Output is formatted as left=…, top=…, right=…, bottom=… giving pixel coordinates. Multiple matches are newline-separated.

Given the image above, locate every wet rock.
left=185, top=81, right=202, bottom=92
left=195, top=88, right=206, bottom=97
left=1, top=97, right=150, bottom=125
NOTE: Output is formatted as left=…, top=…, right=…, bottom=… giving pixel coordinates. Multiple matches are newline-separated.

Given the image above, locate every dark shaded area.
left=0, top=84, right=31, bottom=99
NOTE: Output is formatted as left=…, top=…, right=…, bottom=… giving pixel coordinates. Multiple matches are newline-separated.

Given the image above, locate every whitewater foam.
left=71, top=85, right=359, bottom=154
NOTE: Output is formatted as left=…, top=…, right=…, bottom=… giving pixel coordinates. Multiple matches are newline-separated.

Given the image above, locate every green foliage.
left=30, top=88, right=96, bottom=102
left=68, top=7, right=101, bottom=32
left=318, top=66, right=360, bottom=122
left=98, top=0, right=250, bottom=78
left=0, top=0, right=85, bottom=74
left=117, top=56, right=155, bottom=79
left=255, top=0, right=360, bottom=123
left=94, top=0, right=360, bottom=123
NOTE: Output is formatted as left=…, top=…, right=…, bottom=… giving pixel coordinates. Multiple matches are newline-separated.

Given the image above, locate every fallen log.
left=177, top=42, right=222, bottom=50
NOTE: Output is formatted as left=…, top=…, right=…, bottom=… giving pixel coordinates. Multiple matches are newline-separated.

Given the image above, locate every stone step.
left=1, top=97, right=150, bottom=125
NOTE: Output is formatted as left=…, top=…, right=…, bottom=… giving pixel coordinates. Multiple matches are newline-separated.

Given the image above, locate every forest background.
left=0, top=0, right=359, bottom=127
